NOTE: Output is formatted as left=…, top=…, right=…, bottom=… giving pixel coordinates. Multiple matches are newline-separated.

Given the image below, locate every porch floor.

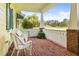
left=6, top=37, right=76, bottom=56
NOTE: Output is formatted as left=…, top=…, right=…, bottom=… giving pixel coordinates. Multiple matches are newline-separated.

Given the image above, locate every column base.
left=67, top=29, right=79, bottom=55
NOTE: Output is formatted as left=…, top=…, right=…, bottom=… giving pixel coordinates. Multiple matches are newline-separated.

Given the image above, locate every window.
left=6, top=3, right=13, bottom=31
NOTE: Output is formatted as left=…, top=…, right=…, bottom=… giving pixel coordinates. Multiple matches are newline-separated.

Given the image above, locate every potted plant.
left=37, top=28, right=45, bottom=39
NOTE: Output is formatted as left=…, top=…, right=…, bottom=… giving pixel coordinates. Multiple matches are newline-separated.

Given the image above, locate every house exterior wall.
left=0, top=3, right=13, bottom=56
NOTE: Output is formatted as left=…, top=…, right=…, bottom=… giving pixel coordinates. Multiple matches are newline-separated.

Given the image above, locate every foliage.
left=21, top=14, right=40, bottom=29
left=16, top=12, right=24, bottom=19
left=45, top=18, right=68, bottom=27
left=21, top=18, right=33, bottom=29
left=26, top=14, right=40, bottom=27
left=37, top=32, right=45, bottom=39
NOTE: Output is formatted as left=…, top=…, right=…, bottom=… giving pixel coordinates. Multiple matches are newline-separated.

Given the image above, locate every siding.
left=0, top=3, right=12, bottom=56
left=0, top=3, right=6, bottom=34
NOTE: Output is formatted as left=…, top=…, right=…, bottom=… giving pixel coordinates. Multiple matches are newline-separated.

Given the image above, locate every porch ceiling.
left=11, top=3, right=57, bottom=12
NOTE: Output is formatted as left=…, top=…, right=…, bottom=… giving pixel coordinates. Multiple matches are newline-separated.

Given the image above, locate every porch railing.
left=23, top=29, right=67, bottom=48
left=22, top=29, right=39, bottom=37
left=44, top=29, right=67, bottom=48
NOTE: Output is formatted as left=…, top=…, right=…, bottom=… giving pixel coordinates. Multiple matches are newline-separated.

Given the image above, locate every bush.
left=37, top=32, right=45, bottom=39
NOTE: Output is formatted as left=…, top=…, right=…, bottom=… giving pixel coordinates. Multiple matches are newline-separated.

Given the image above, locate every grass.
left=45, top=25, right=68, bottom=31
left=33, top=25, right=68, bottom=31
left=19, top=25, right=68, bottom=31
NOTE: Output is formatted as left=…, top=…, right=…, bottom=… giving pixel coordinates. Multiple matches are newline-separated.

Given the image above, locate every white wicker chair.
left=10, top=30, right=32, bottom=56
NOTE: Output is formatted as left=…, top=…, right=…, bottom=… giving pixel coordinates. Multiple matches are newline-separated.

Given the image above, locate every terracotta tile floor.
left=6, top=37, right=76, bottom=56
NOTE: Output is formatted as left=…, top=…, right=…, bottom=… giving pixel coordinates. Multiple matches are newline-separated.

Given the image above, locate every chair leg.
left=24, top=49, right=26, bottom=56
left=17, top=49, right=20, bottom=56
left=29, top=49, right=32, bottom=56
left=11, top=47, right=15, bottom=56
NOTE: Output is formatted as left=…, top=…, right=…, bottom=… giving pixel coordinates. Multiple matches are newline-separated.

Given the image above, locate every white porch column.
left=40, top=12, right=45, bottom=29
left=67, top=3, right=79, bottom=55
left=68, top=4, right=78, bottom=29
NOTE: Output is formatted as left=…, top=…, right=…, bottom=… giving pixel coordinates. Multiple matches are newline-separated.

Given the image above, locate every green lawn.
left=19, top=25, right=68, bottom=31
left=45, top=25, right=68, bottom=31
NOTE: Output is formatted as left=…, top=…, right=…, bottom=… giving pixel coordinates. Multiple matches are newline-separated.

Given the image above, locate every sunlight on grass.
left=20, top=25, right=68, bottom=31
left=45, top=25, right=68, bottom=31
left=32, top=25, right=67, bottom=31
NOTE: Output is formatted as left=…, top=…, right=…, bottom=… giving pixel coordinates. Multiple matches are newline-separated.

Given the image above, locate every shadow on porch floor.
left=6, top=37, right=76, bottom=56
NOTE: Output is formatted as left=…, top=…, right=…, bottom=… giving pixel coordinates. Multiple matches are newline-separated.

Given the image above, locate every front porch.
left=4, top=3, right=79, bottom=56
left=6, top=37, right=76, bottom=56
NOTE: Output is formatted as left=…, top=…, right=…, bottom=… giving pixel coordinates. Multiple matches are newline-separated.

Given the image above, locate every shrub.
left=37, top=32, right=45, bottom=39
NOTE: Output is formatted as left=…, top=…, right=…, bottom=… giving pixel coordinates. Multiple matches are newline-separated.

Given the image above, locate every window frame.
left=6, top=3, right=13, bottom=31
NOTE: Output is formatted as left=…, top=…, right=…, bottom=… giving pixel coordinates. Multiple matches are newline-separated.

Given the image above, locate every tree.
left=45, top=18, right=69, bottom=27
left=21, top=18, right=33, bottom=29
left=27, top=14, right=40, bottom=27
left=59, top=18, right=68, bottom=27
left=21, top=14, right=40, bottom=29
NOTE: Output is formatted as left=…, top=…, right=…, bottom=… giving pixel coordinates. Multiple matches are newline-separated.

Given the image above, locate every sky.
left=21, top=3, right=71, bottom=22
